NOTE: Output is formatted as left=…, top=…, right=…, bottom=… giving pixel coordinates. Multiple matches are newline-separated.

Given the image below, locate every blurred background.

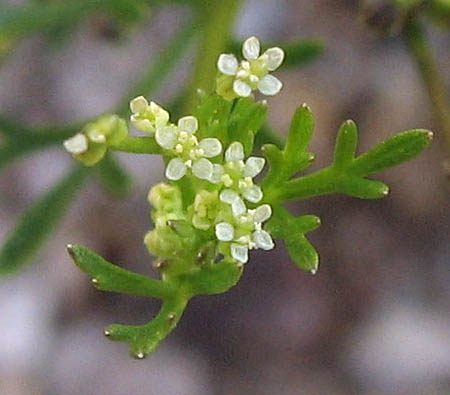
left=1, top=0, right=450, bottom=394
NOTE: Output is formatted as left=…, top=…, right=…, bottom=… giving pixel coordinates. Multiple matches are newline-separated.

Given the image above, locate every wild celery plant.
left=65, top=36, right=432, bottom=359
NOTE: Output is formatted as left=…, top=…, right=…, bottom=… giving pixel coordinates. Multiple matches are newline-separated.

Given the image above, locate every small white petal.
left=178, top=116, right=198, bottom=134
left=63, top=133, right=88, bottom=155
left=243, top=185, right=263, bottom=203
left=233, top=80, right=252, bottom=97
left=192, top=158, right=213, bottom=180
left=244, top=157, right=266, bottom=178
left=217, top=54, right=238, bottom=75
left=155, top=126, right=177, bottom=149
left=242, top=36, right=260, bottom=60
left=253, top=204, right=272, bottom=223
left=264, top=47, right=285, bottom=71
left=257, top=75, right=283, bottom=96
left=231, top=243, right=249, bottom=263
left=131, top=117, right=154, bottom=134
left=150, top=102, right=170, bottom=128
left=210, top=164, right=224, bottom=184
left=130, top=96, right=148, bottom=113
left=166, top=158, right=187, bottom=180
left=220, top=189, right=239, bottom=204
left=215, top=222, right=235, bottom=242
left=231, top=196, right=247, bottom=217
left=252, top=230, right=274, bottom=250
left=225, top=142, right=244, bottom=162
left=199, top=138, right=222, bottom=158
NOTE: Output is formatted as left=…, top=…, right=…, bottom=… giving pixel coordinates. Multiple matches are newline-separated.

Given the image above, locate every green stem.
left=182, top=0, right=242, bottom=113
left=105, top=292, right=189, bottom=358
left=403, top=19, right=450, bottom=155
left=109, top=136, right=161, bottom=154
left=115, top=21, right=197, bottom=116
left=266, top=167, right=339, bottom=203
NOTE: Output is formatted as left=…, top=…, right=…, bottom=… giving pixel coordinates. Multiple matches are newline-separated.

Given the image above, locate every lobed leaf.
left=67, top=244, right=175, bottom=299
left=350, top=129, right=432, bottom=177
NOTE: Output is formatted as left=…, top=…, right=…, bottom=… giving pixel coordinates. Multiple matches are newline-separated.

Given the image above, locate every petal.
left=131, top=117, right=154, bottom=134
left=217, top=54, right=238, bottom=75
left=257, top=75, right=283, bottom=96
left=253, top=204, right=272, bottom=223
left=225, top=141, right=244, bottom=162
left=220, top=189, right=239, bottom=204
left=242, top=36, right=260, bottom=60
left=192, top=158, right=213, bottom=180
left=230, top=243, right=249, bottom=263
left=231, top=196, right=247, bottom=217
left=233, top=80, right=252, bottom=97
left=199, top=138, right=222, bottom=158
left=130, top=96, right=148, bottom=114
left=155, top=126, right=177, bottom=149
left=210, top=164, right=224, bottom=184
left=244, top=156, right=266, bottom=178
left=215, top=222, right=235, bottom=241
left=252, top=230, right=274, bottom=250
left=165, top=158, right=187, bottom=180
left=243, top=185, right=263, bottom=203
left=178, top=116, right=198, bottom=134
left=63, top=133, right=88, bottom=154
left=264, top=47, right=285, bottom=71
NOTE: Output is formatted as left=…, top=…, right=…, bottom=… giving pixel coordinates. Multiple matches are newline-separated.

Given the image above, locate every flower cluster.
left=216, top=36, right=285, bottom=100
left=63, top=114, right=128, bottom=166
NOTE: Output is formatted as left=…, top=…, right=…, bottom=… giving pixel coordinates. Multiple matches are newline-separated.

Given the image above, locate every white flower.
left=220, top=142, right=265, bottom=205
left=214, top=203, right=274, bottom=264
left=63, top=133, right=88, bottom=155
left=130, top=96, right=170, bottom=134
left=158, top=115, right=223, bottom=182
left=216, top=36, right=285, bottom=98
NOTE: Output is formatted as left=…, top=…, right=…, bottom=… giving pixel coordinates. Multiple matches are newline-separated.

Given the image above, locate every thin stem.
left=109, top=136, right=161, bottom=154
left=115, top=21, right=197, bottom=116
left=403, top=19, right=450, bottom=155
left=182, top=0, right=242, bottom=113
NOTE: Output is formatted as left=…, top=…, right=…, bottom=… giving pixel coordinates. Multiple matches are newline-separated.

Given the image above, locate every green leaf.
left=182, top=260, right=242, bottom=295
left=338, top=176, right=389, bottom=199
left=228, top=98, right=267, bottom=155
left=350, top=129, right=432, bottom=177
left=283, top=103, right=315, bottom=175
left=228, top=39, right=324, bottom=68
left=0, top=166, right=88, bottom=275
left=105, top=295, right=188, bottom=359
left=97, top=154, right=133, bottom=198
left=332, top=120, right=358, bottom=169
left=194, top=93, right=232, bottom=143
left=67, top=244, right=174, bottom=299
left=266, top=205, right=320, bottom=273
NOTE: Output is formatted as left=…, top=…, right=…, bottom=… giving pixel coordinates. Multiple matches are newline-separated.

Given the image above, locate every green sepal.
left=0, top=166, right=88, bottom=275
left=349, top=129, right=432, bottom=177
left=266, top=205, right=320, bottom=273
left=67, top=243, right=175, bottom=300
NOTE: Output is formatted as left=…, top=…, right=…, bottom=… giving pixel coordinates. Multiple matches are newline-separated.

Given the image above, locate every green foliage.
left=0, top=166, right=88, bottom=275
left=261, top=104, right=431, bottom=273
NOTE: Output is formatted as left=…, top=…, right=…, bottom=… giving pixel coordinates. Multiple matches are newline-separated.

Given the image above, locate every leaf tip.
left=301, top=102, right=312, bottom=112
left=426, top=130, right=433, bottom=141
left=66, top=243, right=75, bottom=256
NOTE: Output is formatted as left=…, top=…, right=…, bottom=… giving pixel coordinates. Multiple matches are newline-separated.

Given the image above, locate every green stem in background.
left=403, top=19, right=450, bottom=156
left=115, top=20, right=197, bottom=116
left=182, top=0, right=242, bottom=113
